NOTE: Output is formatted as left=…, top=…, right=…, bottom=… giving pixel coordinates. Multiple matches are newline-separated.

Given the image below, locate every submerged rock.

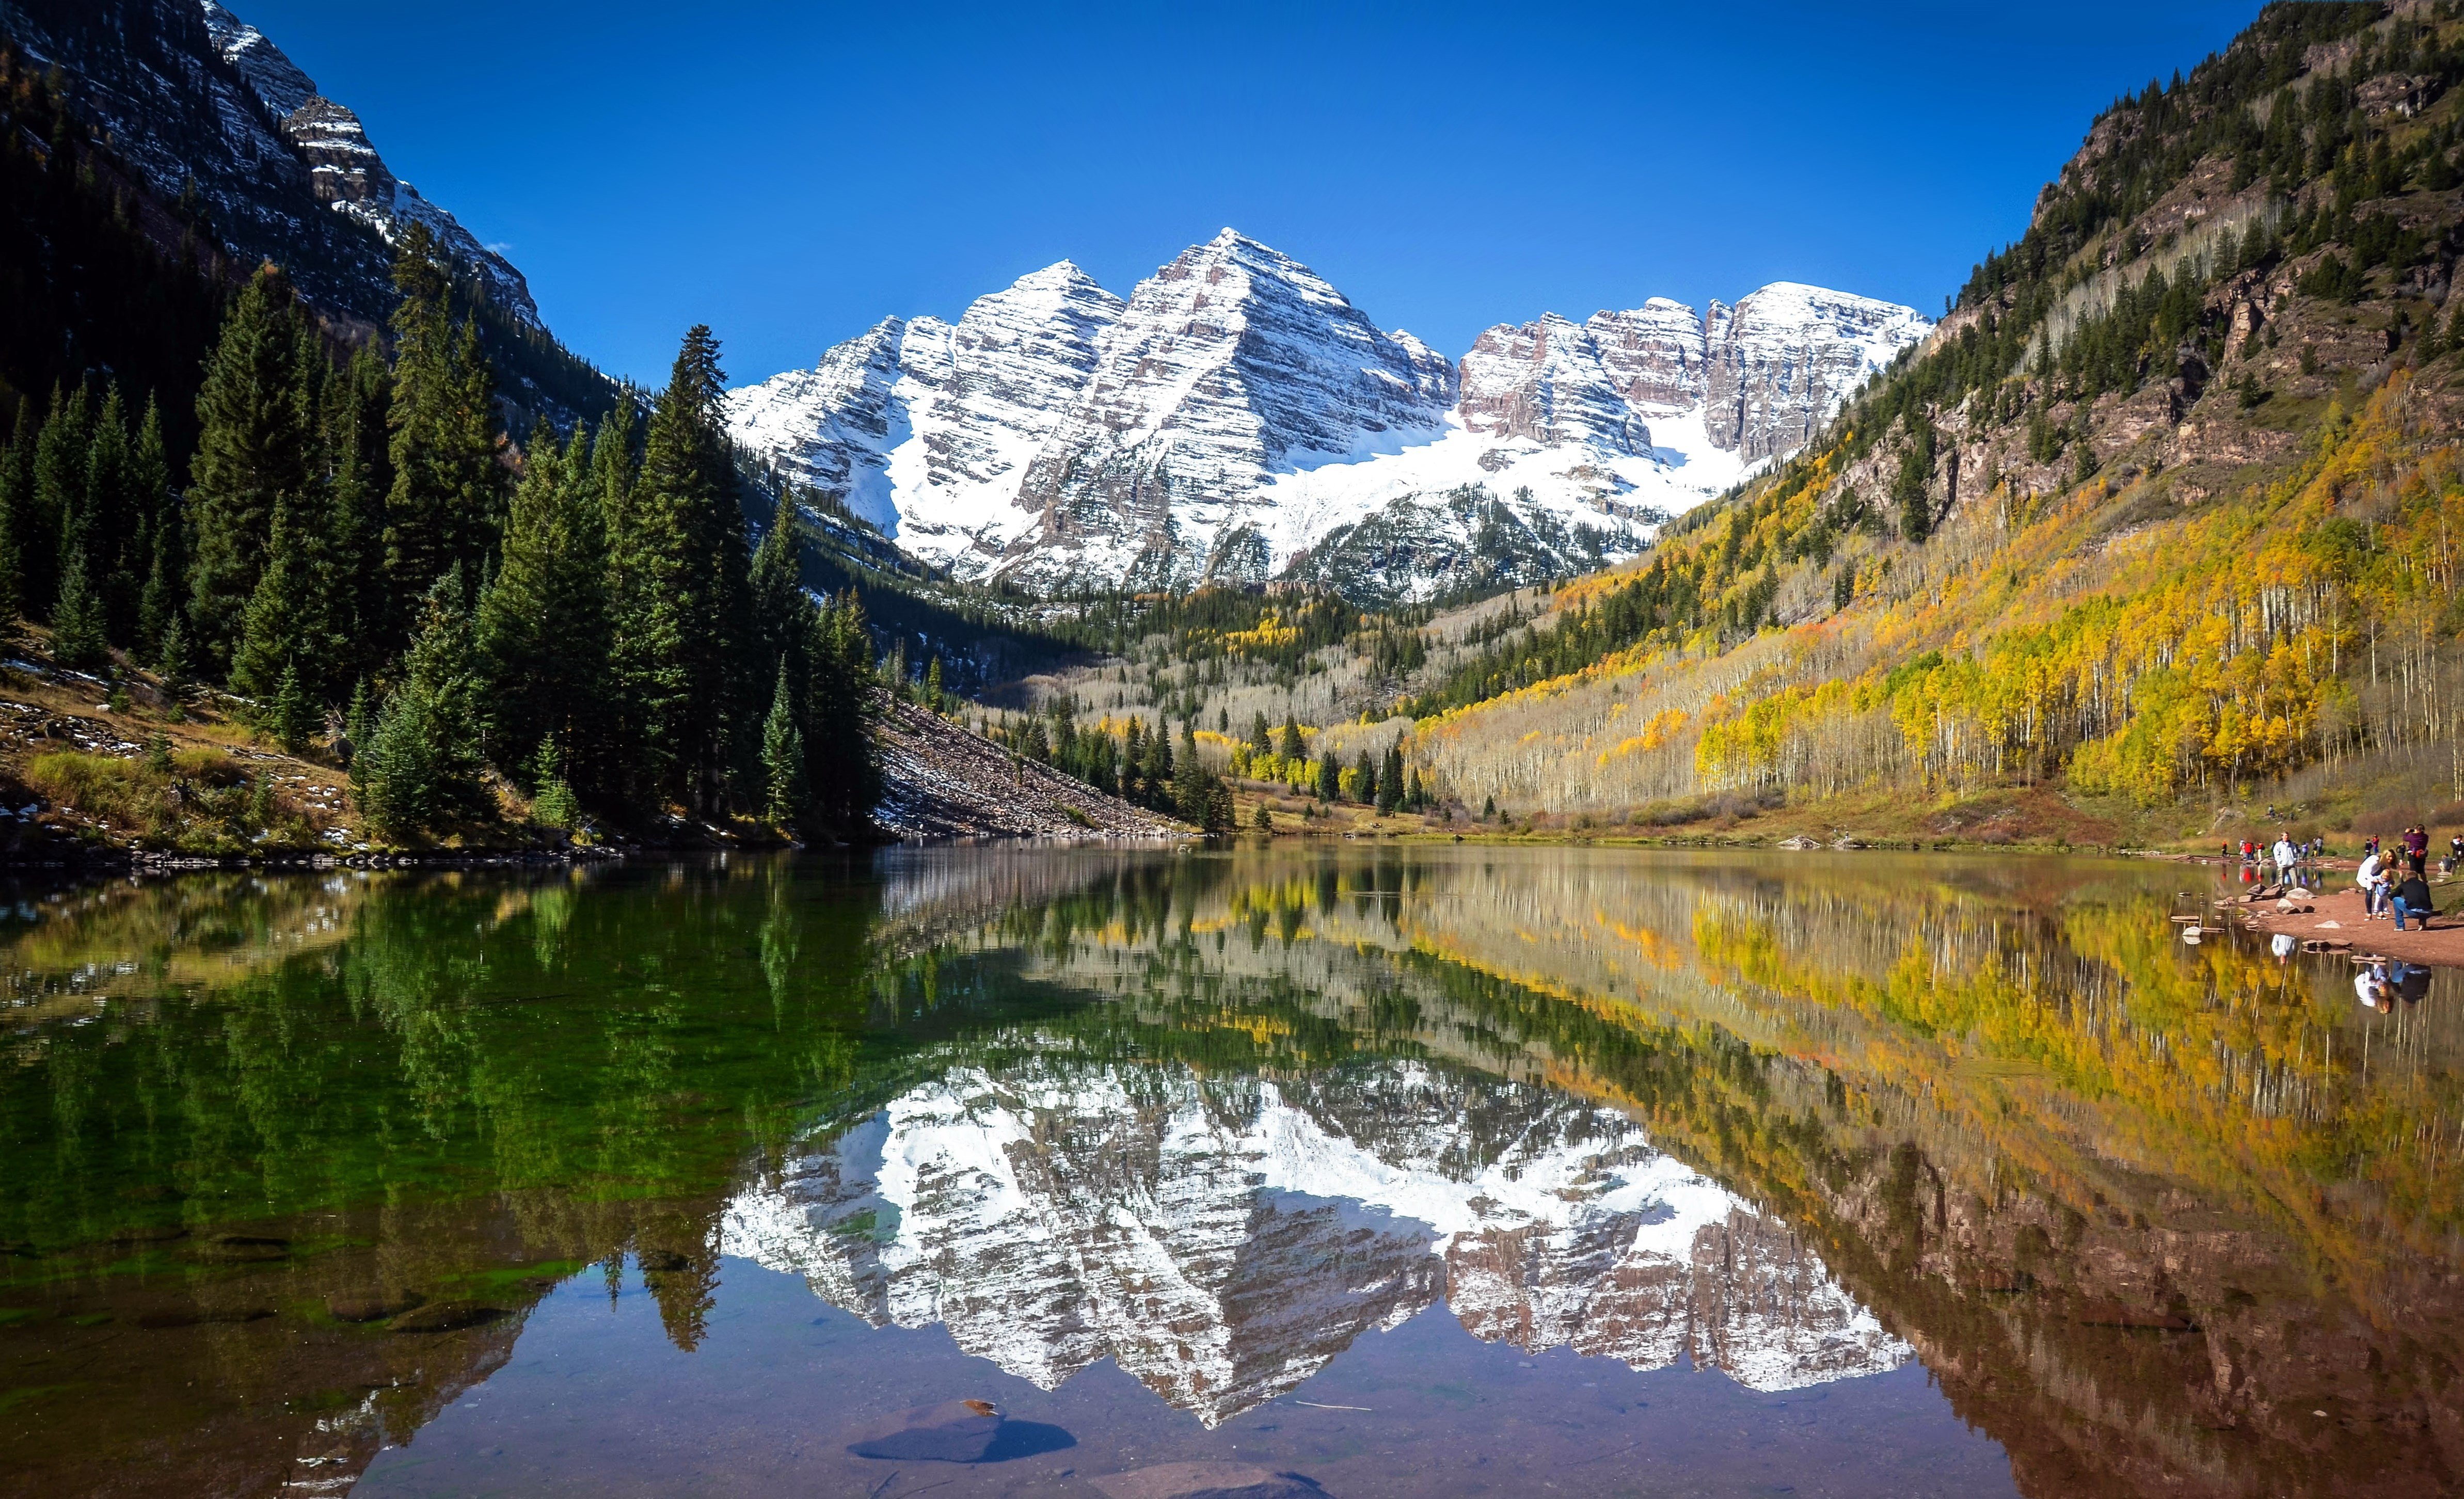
left=845, top=1398, right=1004, bottom=1461
left=326, top=1291, right=423, bottom=1323
left=1090, top=1462, right=1330, bottom=1499
left=384, top=1301, right=507, bottom=1334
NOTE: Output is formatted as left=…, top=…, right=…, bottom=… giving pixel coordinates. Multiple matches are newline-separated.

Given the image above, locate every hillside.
left=1369, top=0, right=2464, bottom=846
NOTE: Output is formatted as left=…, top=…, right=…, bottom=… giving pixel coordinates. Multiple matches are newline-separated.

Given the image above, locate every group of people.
left=2357, top=826, right=2441, bottom=931
left=2231, top=834, right=2323, bottom=887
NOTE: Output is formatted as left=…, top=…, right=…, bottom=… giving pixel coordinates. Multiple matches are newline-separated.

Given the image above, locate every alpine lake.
left=1, top=844, right=2459, bottom=1499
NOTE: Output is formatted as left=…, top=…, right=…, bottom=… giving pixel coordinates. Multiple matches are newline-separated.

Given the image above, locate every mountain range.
left=727, top=231, right=1929, bottom=597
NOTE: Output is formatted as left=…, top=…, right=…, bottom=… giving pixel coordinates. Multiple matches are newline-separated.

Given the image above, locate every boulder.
left=1090, top=1462, right=1330, bottom=1499
left=1777, top=835, right=1820, bottom=851
left=846, top=1398, right=1004, bottom=1462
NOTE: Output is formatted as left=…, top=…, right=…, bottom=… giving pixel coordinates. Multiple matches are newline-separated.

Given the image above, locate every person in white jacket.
left=2358, top=849, right=2390, bottom=917
left=2273, top=835, right=2299, bottom=885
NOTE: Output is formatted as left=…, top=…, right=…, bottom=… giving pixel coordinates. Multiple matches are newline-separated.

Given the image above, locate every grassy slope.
left=1391, top=1, right=2464, bottom=854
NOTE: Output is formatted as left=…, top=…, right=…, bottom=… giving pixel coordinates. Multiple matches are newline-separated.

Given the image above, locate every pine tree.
left=49, top=560, right=106, bottom=669
left=187, top=267, right=313, bottom=671
left=1250, top=710, right=1271, bottom=752
left=383, top=223, right=502, bottom=625
left=1354, top=748, right=1377, bottom=807
left=156, top=616, right=193, bottom=717
left=0, top=396, right=32, bottom=629
left=529, top=736, right=581, bottom=831
left=321, top=347, right=391, bottom=684
left=760, top=658, right=805, bottom=826
left=1377, top=740, right=1404, bottom=815
left=357, top=573, right=486, bottom=837
left=80, top=385, right=145, bottom=644
left=1279, top=714, right=1304, bottom=760
left=269, top=661, right=316, bottom=753
left=342, top=677, right=374, bottom=772
left=233, top=461, right=336, bottom=713
left=28, top=383, right=88, bottom=620
left=1315, top=750, right=1337, bottom=802
left=1173, top=725, right=1209, bottom=822
left=612, top=328, right=753, bottom=814
left=126, top=395, right=172, bottom=651
left=476, top=420, right=609, bottom=789
left=803, top=594, right=881, bottom=828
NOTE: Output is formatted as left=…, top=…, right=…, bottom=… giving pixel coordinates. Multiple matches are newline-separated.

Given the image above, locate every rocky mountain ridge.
left=720, top=1055, right=1907, bottom=1425
left=728, top=231, right=1928, bottom=596
left=0, top=0, right=537, bottom=329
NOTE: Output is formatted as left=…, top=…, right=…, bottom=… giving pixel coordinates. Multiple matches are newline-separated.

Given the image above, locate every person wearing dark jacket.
left=2395, top=870, right=2438, bottom=932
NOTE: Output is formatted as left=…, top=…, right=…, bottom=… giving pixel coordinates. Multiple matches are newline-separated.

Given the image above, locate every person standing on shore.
left=2407, top=825, right=2430, bottom=878
left=2274, top=833, right=2299, bottom=886
left=2359, top=847, right=2390, bottom=918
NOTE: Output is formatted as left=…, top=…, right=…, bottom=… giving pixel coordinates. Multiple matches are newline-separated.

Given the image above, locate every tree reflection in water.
left=0, top=847, right=2457, bottom=1497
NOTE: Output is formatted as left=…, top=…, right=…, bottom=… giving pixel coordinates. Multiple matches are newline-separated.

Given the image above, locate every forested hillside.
left=1393, top=0, right=2464, bottom=841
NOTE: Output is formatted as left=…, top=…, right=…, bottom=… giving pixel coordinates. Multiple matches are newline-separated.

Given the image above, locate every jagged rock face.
left=721, top=1057, right=1906, bottom=1424
left=1458, top=285, right=1933, bottom=466
left=728, top=264, right=1124, bottom=567
left=1457, top=314, right=1655, bottom=454
left=1700, top=283, right=1930, bottom=460
left=0, top=0, right=537, bottom=327
left=728, top=234, right=1927, bottom=598
left=1006, top=231, right=1458, bottom=588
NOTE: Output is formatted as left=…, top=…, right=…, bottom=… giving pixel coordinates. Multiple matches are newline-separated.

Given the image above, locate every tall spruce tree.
left=28, top=382, right=88, bottom=621
left=613, top=328, right=752, bottom=814
left=803, top=595, right=881, bottom=828
left=358, top=571, right=487, bottom=837
left=476, top=420, right=609, bottom=791
left=760, top=658, right=805, bottom=826
left=230, top=492, right=325, bottom=708
left=321, top=347, right=391, bottom=685
left=126, top=396, right=172, bottom=650
left=80, top=386, right=145, bottom=645
left=383, top=222, right=502, bottom=632
left=0, top=398, right=30, bottom=629
left=187, top=267, right=313, bottom=671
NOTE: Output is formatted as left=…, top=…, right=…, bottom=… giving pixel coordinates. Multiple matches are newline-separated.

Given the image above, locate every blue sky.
left=234, top=1, right=2264, bottom=387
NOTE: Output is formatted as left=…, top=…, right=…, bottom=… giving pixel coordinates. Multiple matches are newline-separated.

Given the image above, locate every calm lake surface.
left=1, top=846, right=2459, bottom=1498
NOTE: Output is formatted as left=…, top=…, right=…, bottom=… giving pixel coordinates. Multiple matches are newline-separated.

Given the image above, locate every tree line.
left=0, top=225, right=879, bottom=839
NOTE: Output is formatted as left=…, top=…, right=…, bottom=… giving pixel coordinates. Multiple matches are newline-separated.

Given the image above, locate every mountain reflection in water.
left=0, top=846, right=2458, bottom=1498
left=724, top=1057, right=1906, bottom=1424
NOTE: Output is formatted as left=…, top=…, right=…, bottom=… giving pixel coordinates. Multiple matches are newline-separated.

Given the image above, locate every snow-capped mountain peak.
left=724, top=233, right=1931, bottom=599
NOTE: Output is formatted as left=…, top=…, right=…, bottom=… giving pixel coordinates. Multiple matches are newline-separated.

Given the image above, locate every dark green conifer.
left=231, top=496, right=324, bottom=708
left=357, top=573, right=486, bottom=837
left=383, top=223, right=502, bottom=620
left=0, top=397, right=32, bottom=628
left=269, top=661, right=316, bottom=753
left=476, top=421, right=608, bottom=788
left=29, top=383, right=89, bottom=619
left=188, top=267, right=313, bottom=670
left=613, top=327, right=753, bottom=814
left=761, top=659, right=805, bottom=826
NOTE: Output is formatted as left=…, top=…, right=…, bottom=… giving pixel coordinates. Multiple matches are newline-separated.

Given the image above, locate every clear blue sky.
left=234, top=1, right=2264, bottom=387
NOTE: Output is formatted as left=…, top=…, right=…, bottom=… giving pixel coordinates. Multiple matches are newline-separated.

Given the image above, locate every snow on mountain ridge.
left=720, top=1057, right=1910, bottom=1425
left=724, top=232, right=1932, bottom=596
left=196, top=1, right=542, bottom=326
